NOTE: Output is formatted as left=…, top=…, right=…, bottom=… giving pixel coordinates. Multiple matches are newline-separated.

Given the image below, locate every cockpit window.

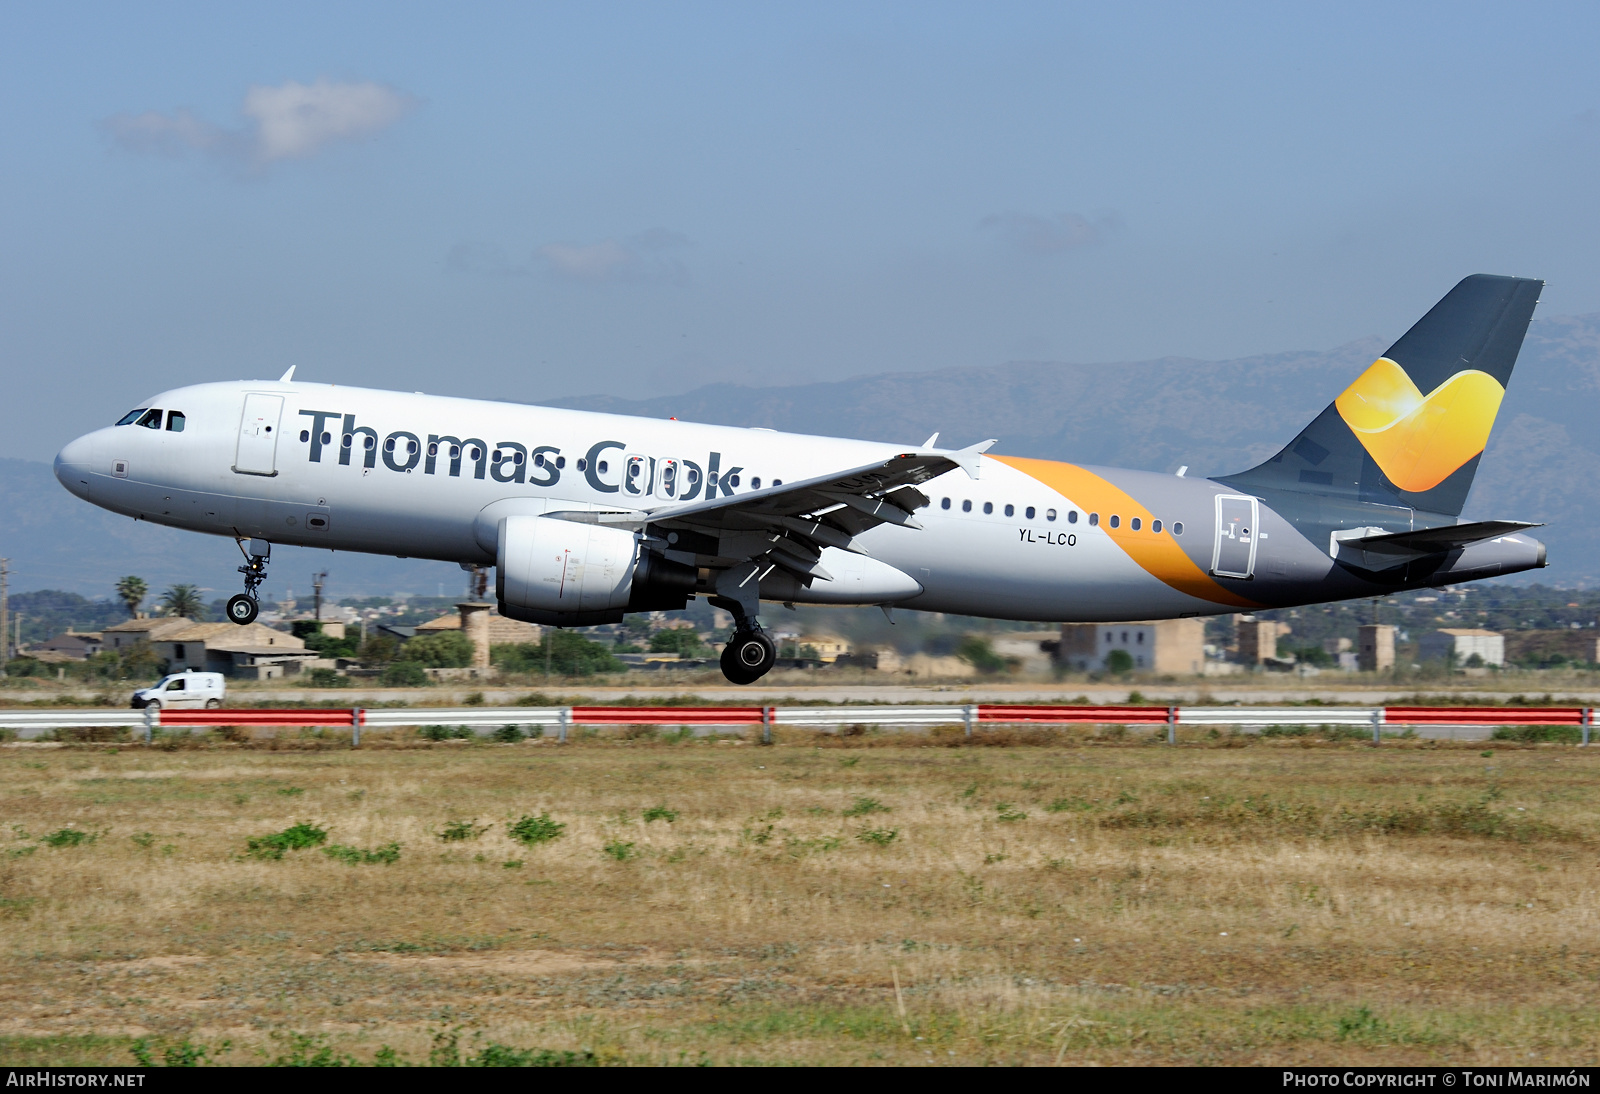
left=136, top=409, right=163, bottom=429
left=116, top=409, right=148, bottom=426
left=166, top=411, right=186, bottom=432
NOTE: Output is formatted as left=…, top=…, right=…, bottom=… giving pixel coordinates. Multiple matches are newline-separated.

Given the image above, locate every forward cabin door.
left=622, top=454, right=654, bottom=497
left=1211, top=494, right=1259, bottom=579
left=234, top=394, right=284, bottom=476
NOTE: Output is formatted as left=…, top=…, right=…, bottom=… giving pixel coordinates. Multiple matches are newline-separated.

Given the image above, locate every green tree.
left=158, top=584, right=206, bottom=620
left=358, top=633, right=399, bottom=664
left=649, top=628, right=709, bottom=657
left=956, top=635, right=1011, bottom=674
left=118, top=641, right=162, bottom=682
left=1105, top=649, right=1135, bottom=674
left=115, top=576, right=148, bottom=619
left=398, top=631, right=476, bottom=668
left=492, top=632, right=624, bottom=676
left=381, top=661, right=429, bottom=687
left=291, top=622, right=359, bottom=658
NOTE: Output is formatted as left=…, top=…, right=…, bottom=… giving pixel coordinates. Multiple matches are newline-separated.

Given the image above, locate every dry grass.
left=2, top=727, right=1599, bottom=1066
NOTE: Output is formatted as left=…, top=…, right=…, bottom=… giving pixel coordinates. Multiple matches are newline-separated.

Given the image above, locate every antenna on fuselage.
left=278, top=366, right=297, bottom=382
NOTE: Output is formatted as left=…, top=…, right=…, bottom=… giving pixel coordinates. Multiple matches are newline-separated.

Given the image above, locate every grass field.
left=2, top=727, right=1598, bottom=1066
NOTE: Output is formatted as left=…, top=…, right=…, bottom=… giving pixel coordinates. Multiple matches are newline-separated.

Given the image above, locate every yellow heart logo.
left=1334, top=357, right=1504, bottom=493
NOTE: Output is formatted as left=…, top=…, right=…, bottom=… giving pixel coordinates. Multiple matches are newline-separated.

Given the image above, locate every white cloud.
left=537, top=239, right=637, bottom=281
left=451, top=230, right=693, bottom=284
left=980, top=210, right=1122, bottom=254
left=537, top=229, right=693, bottom=283
left=243, top=79, right=414, bottom=163
left=100, top=109, right=232, bottom=157
left=101, top=79, right=415, bottom=169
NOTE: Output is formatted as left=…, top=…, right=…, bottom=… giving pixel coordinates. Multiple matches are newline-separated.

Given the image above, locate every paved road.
left=8, top=682, right=1597, bottom=707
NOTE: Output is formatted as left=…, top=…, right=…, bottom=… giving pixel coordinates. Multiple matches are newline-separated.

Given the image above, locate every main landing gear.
left=710, top=593, right=777, bottom=685
left=226, top=538, right=270, bottom=626
left=721, top=626, right=777, bottom=686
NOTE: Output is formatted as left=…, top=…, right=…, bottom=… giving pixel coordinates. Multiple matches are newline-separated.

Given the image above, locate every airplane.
left=54, top=274, right=1547, bottom=685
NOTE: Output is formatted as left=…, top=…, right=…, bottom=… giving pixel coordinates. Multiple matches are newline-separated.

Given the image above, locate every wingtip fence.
left=0, top=704, right=1593, bottom=747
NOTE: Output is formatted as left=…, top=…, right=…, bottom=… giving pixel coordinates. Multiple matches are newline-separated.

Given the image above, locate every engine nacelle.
left=496, top=515, right=694, bottom=627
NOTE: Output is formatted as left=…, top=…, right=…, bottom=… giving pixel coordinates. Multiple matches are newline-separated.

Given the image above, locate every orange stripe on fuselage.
left=992, top=455, right=1259, bottom=609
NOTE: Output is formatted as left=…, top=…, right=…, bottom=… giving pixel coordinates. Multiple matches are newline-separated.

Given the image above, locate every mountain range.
left=552, top=313, right=1600, bottom=586
left=4, top=311, right=1597, bottom=600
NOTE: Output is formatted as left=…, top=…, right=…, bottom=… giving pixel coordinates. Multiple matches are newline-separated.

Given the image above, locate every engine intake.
left=496, top=515, right=694, bottom=627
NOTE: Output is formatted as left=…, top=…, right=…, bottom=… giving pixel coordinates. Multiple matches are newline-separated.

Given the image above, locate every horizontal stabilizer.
left=1352, top=520, right=1542, bottom=555
left=1331, top=520, right=1542, bottom=569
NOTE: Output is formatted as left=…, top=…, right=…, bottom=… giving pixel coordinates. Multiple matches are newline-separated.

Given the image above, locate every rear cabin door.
left=1212, top=494, right=1259, bottom=579
left=234, top=394, right=284, bottom=476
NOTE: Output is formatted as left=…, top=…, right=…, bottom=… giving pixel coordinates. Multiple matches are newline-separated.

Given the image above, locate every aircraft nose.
left=54, top=433, right=98, bottom=500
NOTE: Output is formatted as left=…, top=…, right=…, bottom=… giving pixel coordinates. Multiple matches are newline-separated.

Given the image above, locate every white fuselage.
left=54, top=379, right=1253, bottom=622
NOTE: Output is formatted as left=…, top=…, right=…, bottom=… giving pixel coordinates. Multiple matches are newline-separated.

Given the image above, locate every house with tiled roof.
left=148, top=622, right=314, bottom=680
left=101, top=617, right=194, bottom=652
left=103, top=617, right=314, bottom=679
left=414, top=606, right=543, bottom=645
left=31, top=631, right=104, bottom=661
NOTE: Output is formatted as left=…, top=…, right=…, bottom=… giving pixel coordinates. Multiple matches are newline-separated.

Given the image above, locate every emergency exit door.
left=1211, top=494, right=1258, bottom=579
left=234, top=394, right=284, bottom=476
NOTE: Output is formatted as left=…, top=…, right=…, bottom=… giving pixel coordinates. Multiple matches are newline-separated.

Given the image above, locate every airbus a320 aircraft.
left=55, top=274, right=1547, bottom=684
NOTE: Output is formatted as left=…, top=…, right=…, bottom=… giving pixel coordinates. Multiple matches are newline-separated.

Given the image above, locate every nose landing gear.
left=226, top=537, right=270, bottom=626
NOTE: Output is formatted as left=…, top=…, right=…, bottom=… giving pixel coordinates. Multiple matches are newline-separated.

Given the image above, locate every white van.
left=132, top=670, right=227, bottom=710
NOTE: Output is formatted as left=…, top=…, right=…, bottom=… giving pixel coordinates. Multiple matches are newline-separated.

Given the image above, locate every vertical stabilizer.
left=1219, top=274, right=1543, bottom=516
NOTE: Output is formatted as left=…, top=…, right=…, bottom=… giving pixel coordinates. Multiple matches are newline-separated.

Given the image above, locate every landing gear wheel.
left=720, top=629, right=776, bottom=685
left=226, top=594, right=259, bottom=625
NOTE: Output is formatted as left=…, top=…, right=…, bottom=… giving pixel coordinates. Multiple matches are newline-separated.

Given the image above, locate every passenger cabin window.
left=166, top=411, right=185, bottom=432
left=983, top=502, right=993, bottom=515
left=116, top=408, right=148, bottom=426
left=1130, top=517, right=1141, bottom=531
left=751, top=477, right=761, bottom=489
left=1152, top=519, right=1163, bottom=533
left=941, top=498, right=951, bottom=509
left=1025, top=506, right=1035, bottom=519
left=962, top=500, right=972, bottom=512
left=1173, top=522, right=1184, bottom=535
left=1046, top=509, right=1057, bottom=521
left=1067, top=510, right=1077, bottom=523
left=136, top=409, right=163, bottom=429
left=1109, top=515, right=1120, bottom=529
left=1004, top=504, right=1014, bottom=517
left=1089, top=513, right=1100, bottom=526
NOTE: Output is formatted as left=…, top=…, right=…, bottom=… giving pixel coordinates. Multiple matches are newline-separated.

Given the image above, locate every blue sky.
left=4, top=1, right=1600, bottom=462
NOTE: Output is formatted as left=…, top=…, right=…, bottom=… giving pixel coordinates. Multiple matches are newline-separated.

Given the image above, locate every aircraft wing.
left=551, top=440, right=993, bottom=583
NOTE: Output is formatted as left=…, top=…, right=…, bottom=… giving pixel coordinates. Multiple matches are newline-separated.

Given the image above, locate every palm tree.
left=158, top=584, right=205, bottom=620
left=115, top=576, right=147, bottom=619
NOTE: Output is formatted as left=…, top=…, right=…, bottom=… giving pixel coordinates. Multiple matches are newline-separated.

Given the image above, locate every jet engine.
left=496, top=514, right=695, bottom=627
